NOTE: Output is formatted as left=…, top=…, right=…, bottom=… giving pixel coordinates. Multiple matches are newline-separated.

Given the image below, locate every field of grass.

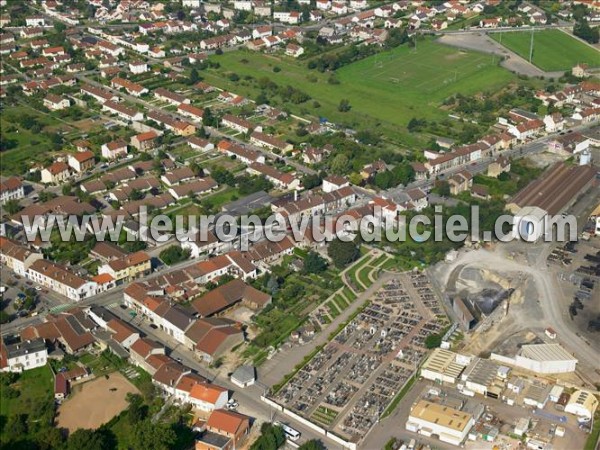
left=0, top=365, right=54, bottom=420
left=204, top=39, right=515, bottom=142
left=491, top=29, right=599, bottom=72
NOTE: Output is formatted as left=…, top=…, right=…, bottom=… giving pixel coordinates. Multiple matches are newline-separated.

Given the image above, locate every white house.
left=0, top=338, right=48, bottom=373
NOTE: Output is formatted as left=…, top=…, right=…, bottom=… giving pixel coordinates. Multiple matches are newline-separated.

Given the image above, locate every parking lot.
left=273, top=272, right=450, bottom=442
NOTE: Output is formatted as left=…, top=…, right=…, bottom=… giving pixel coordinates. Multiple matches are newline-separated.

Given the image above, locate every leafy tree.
left=302, top=173, right=322, bottom=190
left=250, top=423, right=286, bottom=450
left=433, top=180, right=450, bottom=197
left=425, top=332, right=443, bottom=349
left=298, top=440, right=327, bottom=450
left=212, top=167, right=236, bottom=186
left=573, top=19, right=599, bottom=44
left=303, top=251, right=327, bottom=274
left=54, top=21, right=66, bottom=33
left=338, top=99, right=351, bottom=112
left=3, top=199, right=22, bottom=215
left=65, top=429, right=112, bottom=450
left=330, top=154, right=350, bottom=175
left=159, top=246, right=190, bottom=266
left=189, top=67, right=200, bottom=85
left=131, top=420, right=176, bottom=450
left=327, top=238, right=360, bottom=269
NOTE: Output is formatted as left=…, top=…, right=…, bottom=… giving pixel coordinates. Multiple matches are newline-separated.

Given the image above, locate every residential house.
left=41, top=161, right=72, bottom=184
left=448, top=170, right=473, bottom=195
left=98, top=251, right=152, bottom=284
left=0, top=338, right=48, bottom=373
left=101, top=140, right=128, bottom=160
left=131, top=131, right=160, bottom=151
left=0, top=237, right=44, bottom=277
left=67, top=151, right=95, bottom=173
left=0, top=177, right=25, bottom=204
left=27, top=260, right=98, bottom=301
left=184, top=318, right=244, bottom=363
left=196, top=410, right=251, bottom=450
left=487, top=156, right=511, bottom=178
left=43, top=93, right=70, bottom=111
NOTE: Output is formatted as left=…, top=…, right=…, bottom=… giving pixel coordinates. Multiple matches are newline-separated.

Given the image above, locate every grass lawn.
left=491, top=29, right=599, bottom=72
left=358, top=264, right=374, bottom=288
left=1, top=106, right=63, bottom=175
left=205, top=39, right=515, bottom=142
left=0, top=364, right=54, bottom=420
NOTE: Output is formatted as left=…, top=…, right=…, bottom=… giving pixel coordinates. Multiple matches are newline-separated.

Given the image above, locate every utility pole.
left=529, top=28, right=534, bottom=63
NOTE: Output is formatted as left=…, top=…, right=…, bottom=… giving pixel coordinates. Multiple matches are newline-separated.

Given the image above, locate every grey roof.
left=231, top=365, right=256, bottom=384
left=197, top=431, right=230, bottom=449
left=5, top=338, right=47, bottom=358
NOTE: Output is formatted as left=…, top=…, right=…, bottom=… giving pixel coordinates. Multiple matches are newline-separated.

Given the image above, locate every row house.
left=191, top=252, right=258, bottom=285
left=27, top=259, right=98, bottom=301
left=217, top=140, right=265, bottom=165
left=111, top=77, right=148, bottom=97
left=81, top=84, right=119, bottom=103
left=148, top=110, right=196, bottom=136
left=200, top=34, right=236, bottom=51
left=187, top=136, right=214, bottom=152
left=508, top=119, right=545, bottom=141
left=221, top=114, right=255, bottom=134
left=247, top=162, right=300, bottom=190
left=98, top=251, right=152, bottom=284
left=273, top=11, right=301, bottom=24
left=161, top=167, right=195, bottom=187
left=250, top=131, right=293, bottom=152
left=168, top=178, right=218, bottom=201
left=274, top=186, right=357, bottom=225
left=102, top=100, right=144, bottom=122
left=154, top=87, right=189, bottom=106
left=178, top=103, right=205, bottom=122
left=0, top=237, right=43, bottom=277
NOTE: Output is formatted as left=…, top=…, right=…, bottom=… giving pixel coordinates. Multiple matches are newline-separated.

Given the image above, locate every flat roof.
left=409, top=400, right=473, bottom=432
left=520, top=344, right=577, bottom=363
left=463, top=358, right=499, bottom=388
left=421, top=349, right=467, bottom=379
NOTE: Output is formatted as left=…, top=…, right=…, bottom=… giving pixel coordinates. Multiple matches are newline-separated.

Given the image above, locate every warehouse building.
left=491, top=343, right=578, bottom=374
left=565, top=390, right=598, bottom=422
left=406, top=400, right=475, bottom=446
left=460, top=358, right=501, bottom=397
left=420, top=349, right=471, bottom=385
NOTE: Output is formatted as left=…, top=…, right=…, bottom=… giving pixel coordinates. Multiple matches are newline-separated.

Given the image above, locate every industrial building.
left=565, top=390, right=599, bottom=422
left=406, top=400, right=475, bottom=446
left=460, top=358, right=501, bottom=397
left=507, top=162, right=597, bottom=216
left=491, top=343, right=578, bottom=374
left=420, top=349, right=471, bottom=385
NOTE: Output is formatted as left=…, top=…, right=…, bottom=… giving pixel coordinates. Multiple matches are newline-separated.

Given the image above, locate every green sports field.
left=491, top=29, right=599, bottom=72
left=204, top=39, right=515, bottom=137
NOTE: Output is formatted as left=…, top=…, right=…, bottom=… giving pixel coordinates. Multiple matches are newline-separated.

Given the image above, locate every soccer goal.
left=390, top=77, right=400, bottom=84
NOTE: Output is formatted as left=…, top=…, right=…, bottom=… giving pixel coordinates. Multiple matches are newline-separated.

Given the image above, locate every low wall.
left=261, top=396, right=358, bottom=450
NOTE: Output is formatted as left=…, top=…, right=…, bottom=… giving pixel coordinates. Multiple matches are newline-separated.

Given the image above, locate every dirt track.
left=56, top=372, right=139, bottom=432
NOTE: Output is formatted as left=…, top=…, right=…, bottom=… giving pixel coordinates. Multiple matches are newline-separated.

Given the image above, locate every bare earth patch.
left=56, top=372, right=139, bottom=432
